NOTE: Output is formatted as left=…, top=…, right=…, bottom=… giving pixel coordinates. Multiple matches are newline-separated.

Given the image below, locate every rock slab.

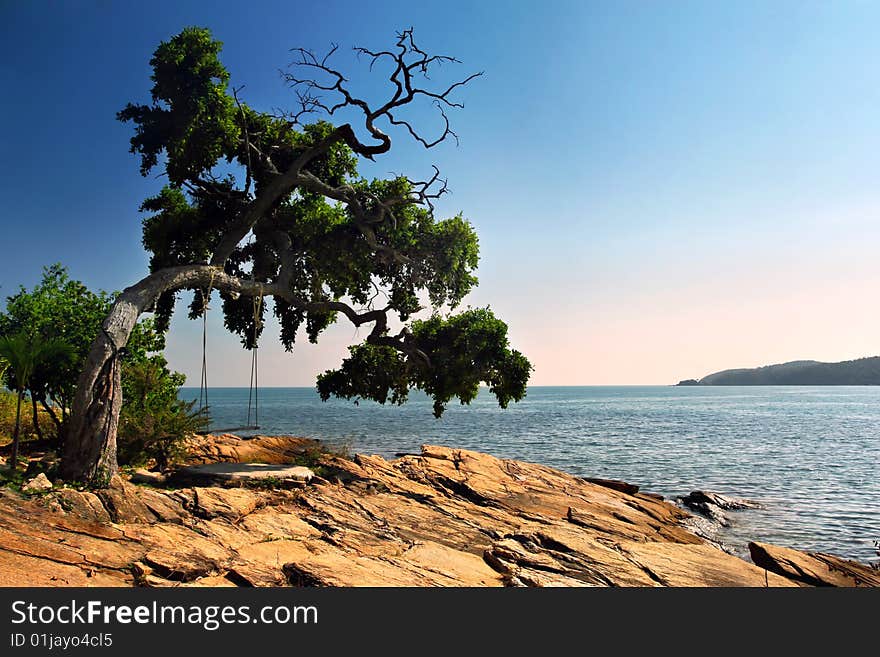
left=22, top=473, right=53, bottom=494
left=749, top=541, right=880, bottom=587
left=172, top=463, right=314, bottom=486
left=0, top=440, right=874, bottom=588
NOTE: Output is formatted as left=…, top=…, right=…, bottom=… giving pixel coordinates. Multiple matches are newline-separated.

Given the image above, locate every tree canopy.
left=118, top=27, right=531, bottom=417
left=61, top=26, right=531, bottom=485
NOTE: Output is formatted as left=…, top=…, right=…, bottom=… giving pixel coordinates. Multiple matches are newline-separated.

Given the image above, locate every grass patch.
left=0, top=467, right=27, bottom=491
left=258, top=535, right=285, bottom=543
left=242, top=475, right=284, bottom=490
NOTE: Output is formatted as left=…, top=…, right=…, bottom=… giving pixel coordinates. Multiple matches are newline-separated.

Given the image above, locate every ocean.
left=179, top=385, right=880, bottom=563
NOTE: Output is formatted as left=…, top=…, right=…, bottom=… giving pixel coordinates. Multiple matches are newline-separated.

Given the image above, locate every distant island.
left=676, top=356, right=880, bottom=386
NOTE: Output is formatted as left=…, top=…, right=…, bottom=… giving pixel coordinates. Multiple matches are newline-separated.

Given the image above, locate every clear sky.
left=1, top=0, right=879, bottom=386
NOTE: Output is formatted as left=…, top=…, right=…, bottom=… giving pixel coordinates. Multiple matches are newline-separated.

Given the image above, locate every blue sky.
left=1, top=1, right=879, bottom=385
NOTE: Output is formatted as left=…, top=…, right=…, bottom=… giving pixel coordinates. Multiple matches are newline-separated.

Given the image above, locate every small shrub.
left=0, top=467, right=27, bottom=490
left=118, top=359, right=208, bottom=469
left=119, top=397, right=208, bottom=469
left=293, top=441, right=351, bottom=468
left=289, top=441, right=353, bottom=481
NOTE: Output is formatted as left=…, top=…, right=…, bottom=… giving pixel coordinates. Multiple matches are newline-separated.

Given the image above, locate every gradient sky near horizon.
left=1, top=0, right=879, bottom=386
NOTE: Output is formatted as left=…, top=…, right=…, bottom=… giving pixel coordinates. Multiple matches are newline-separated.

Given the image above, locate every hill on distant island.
left=677, top=356, right=880, bottom=386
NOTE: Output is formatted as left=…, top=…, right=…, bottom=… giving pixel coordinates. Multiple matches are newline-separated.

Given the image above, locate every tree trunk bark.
left=30, top=394, right=43, bottom=441
left=9, top=390, right=23, bottom=471
left=59, top=264, right=275, bottom=486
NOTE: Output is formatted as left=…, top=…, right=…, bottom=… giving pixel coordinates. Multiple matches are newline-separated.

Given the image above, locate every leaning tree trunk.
left=59, top=264, right=271, bottom=486
left=59, top=287, right=143, bottom=485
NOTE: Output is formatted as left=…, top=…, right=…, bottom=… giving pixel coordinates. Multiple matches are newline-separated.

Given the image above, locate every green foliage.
left=317, top=344, right=409, bottom=406
left=318, top=308, right=532, bottom=417
left=0, top=332, right=74, bottom=469
left=117, top=27, right=239, bottom=185
left=0, top=361, right=13, bottom=442
left=120, top=355, right=186, bottom=410
left=118, top=359, right=207, bottom=469
left=0, top=264, right=176, bottom=443
left=120, top=27, right=532, bottom=418
left=0, top=333, right=75, bottom=396
left=0, top=390, right=20, bottom=443
left=0, top=465, right=27, bottom=490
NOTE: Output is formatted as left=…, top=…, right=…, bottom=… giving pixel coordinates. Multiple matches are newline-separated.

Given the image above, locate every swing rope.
left=197, top=271, right=262, bottom=435
left=198, top=270, right=216, bottom=418
left=246, top=285, right=263, bottom=429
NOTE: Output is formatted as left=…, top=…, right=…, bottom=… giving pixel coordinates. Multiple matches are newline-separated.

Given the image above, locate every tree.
left=0, top=264, right=175, bottom=444
left=61, top=27, right=531, bottom=486
left=0, top=333, right=73, bottom=471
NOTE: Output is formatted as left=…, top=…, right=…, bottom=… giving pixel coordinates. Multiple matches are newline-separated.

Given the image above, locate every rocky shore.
left=0, top=435, right=877, bottom=587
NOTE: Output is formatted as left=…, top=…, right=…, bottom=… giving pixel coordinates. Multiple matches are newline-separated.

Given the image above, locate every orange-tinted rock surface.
left=0, top=437, right=871, bottom=588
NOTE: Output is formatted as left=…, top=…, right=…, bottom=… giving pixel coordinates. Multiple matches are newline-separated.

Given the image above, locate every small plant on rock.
left=118, top=359, right=208, bottom=470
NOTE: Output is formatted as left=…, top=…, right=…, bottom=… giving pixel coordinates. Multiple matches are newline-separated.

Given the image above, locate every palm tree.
left=0, top=333, right=73, bottom=471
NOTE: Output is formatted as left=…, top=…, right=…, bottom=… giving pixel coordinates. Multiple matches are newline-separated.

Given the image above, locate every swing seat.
left=196, top=425, right=260, bottom=435
left=196, top=280, right=262, bottom=437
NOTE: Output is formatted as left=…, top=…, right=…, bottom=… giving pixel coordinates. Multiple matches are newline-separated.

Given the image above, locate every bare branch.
left=365, top=278, right=388, bottom=311
left=411, top=72, right=483, bottom=108
left=291, top=89, right=330, bottom=125
left=283, top=28, right=480, bottom=156
left=405, top=165, right=449, bottom=214
left=232, top=86, right=253, bottom=197
left=387, top=101, right=459, bottom=148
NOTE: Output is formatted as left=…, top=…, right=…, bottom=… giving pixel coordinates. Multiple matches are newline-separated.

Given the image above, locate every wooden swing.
left=196, top=271, right=262, bottom=435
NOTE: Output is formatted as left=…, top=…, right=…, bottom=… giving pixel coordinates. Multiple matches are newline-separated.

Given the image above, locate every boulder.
left=749, top=542, right=880, bottom=587
left=53, top=488, right=112, bottom=524
left=185, top=487, right=262, bottom=520
left=142, top=550, right=221, bottom=582
left=679, top=490, right=763, bottom=528
left=21, top=473, right=53, bottom=494
left=583, top=477, right=640, bottom=495
left=681, top=490, right=762, bottom=511
left=171, top=462, right=314, bottom=487
left=129, top=468, right=167, bottom=485
left=95, top=477, right=158, bottom=524
left=134, top=487, right=188, bottom=524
